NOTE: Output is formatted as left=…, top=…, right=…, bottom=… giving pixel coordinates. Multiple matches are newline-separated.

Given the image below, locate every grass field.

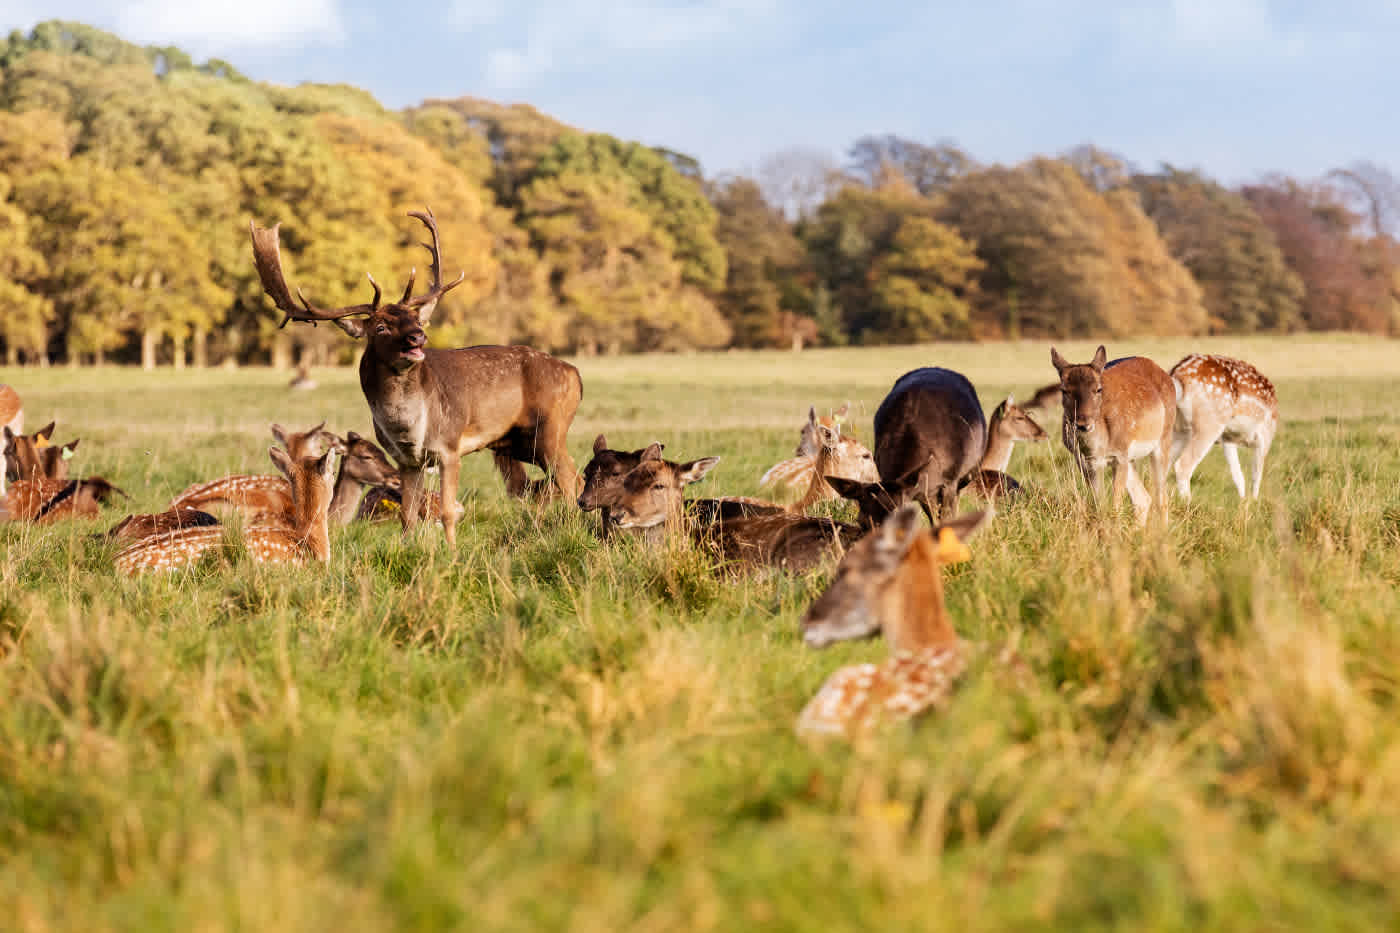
left=4, top=335, right=1400, bottom=931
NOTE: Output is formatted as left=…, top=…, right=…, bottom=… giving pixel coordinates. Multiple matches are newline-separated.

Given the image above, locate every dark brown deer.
left=576, top=434, right=663, bottom=537
left=958, top=394, right=1048, bottom=502
left=797, top=504, right=994, bottom=739
left=1168, top=353, right=1278, bottom=500
left=603, top=444, right=853, bottom=572
left=325, top=431, right=401, bottom=525
left=1051, top=345, right=1176, bottom=525
left=250, top=208, right=583, bottom=546
left=4, top=422, right=79, bottom=486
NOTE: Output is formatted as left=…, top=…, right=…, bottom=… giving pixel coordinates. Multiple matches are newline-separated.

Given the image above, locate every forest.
left=0, top=19, right=1397, bottom=368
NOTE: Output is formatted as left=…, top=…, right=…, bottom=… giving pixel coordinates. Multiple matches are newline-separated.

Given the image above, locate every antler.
left=249, top=221, right=381, bottom=328
left=403, top=207, right=466, bottom=311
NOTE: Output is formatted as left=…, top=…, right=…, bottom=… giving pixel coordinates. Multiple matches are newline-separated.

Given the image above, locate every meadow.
left=3, top=335, right=1400, bottom=931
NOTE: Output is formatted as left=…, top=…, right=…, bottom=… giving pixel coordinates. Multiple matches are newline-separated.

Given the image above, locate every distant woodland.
left=1, top=20, right=1397, bottom=367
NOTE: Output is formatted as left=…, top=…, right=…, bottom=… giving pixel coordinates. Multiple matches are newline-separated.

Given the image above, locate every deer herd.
left=1, top=208, right=1286, bottom=742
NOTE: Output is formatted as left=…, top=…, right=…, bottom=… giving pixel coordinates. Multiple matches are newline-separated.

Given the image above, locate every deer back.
left=872, top=368, right=986, bottom=495
left=702, top=511, right=860, bottom=574
left=169, top=474, right=293, bottom=519
left=104, top=507, right=220, bottom=542
left=1170, top=354, right=1278, bottom=441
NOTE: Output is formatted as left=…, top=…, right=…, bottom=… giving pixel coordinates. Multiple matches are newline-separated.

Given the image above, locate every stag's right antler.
left=249, top=221, right=381, bottom=329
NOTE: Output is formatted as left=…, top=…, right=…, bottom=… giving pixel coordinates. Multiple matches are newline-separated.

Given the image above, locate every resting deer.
left=251, top=208, right=583, bottom=547
left=958, top=395, right=1048, bottom=501
left=289, top=363, right=317, bottom=391
left=100, top=506, right=220, bottom=542
left=576, top=434, right=663, bottom=536
left=1051, top=345, right=1176, bottom=525
left=324, top=431, right=401, bottom=525
left=4, top=422, right=78, bottom=486
left=816, top=369, right=985, bottom=530
left=759, top=405, right=876, bottom=504
left=1168, top=354, right=1278, bottom=500
left=797, top=504, right=992, bottom=739
left=6, top=476, right=125, bottom=523
left=603, top=444, right=854, bottom=572
left=0, top=385, right=20, bottom=494
left=116, top=445, right=336, bottom=575
left=168, top=423, right=339, bottom=523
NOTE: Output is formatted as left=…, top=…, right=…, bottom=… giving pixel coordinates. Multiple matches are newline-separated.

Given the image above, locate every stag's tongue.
left=403, top=348, right=425, bottom=362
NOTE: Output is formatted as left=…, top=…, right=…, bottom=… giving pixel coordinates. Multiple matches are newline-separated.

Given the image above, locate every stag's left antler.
left=249, top=221, right=381, bottom=328
left=402, top=207, right=466, bottom=313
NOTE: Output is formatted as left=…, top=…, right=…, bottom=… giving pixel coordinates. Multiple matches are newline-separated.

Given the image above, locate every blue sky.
left=6, top=1, right=1398, bottom=184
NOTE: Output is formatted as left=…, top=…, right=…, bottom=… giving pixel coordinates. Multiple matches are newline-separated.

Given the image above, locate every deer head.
left=605, top=442, right=719, bottom=530
left=250, top=208, right=465, bottom=374
left=271, top=421, right=340, bottom=460
left=801, top=504, right=990, bottom=651
left=267, top=444, right=337, bottom=560
left=990, top=394, right=1048, bottom=444
left=4, top=422, right=79, bottom=483
left=577, top=434, right=663, bottom=511
left=339, top=431, right=399, bottom=487
left=1051, top=345, right=1109, bottom=435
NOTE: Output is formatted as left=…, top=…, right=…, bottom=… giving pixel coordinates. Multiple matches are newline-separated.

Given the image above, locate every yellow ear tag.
left=935, top=527, right=972, bottom=564
left=34, top=435, right=49, bottom=449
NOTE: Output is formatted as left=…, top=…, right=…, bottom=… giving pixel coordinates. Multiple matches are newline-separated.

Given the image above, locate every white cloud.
left=460, top=0, right=787, bottom=89
left=112, top=0, right=346, bottom=51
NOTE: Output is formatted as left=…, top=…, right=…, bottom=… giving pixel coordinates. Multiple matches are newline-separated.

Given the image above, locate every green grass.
left=4, top=335, right=1400, bottom=931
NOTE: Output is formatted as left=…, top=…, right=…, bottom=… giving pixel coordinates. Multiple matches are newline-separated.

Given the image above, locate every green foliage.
left=709, top=177, right=813, bottom=347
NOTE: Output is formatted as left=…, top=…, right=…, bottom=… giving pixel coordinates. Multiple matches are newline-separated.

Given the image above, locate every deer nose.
left=1075, top=422, right=1093, bottom=433
left=406, top=331, right=427, bottom=348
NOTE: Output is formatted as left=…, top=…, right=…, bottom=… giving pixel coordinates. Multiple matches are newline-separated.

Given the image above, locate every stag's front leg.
left=399, top=465, right=427, bottom=535
left=438, top=455, right=464, bottom=547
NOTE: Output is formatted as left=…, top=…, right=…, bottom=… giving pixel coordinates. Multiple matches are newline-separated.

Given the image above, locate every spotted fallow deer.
left=168, top=422, right=339, bottom=523
left=116, top=445, right=336, bottom=576
left=958, top=394, right=1048, bottom=501
left=602, top=444, right=854, bottom=573
left=1168, top=354, right=1278, bottom=500
left=796, top=504, right=993, bottom=739
left=250, top=208, right=583, bottom=547
left=1051, top=345, right=1177, bottom=525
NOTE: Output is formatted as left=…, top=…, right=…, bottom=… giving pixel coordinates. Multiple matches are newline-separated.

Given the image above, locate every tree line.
left=0, top=21, right=1396, bottom=367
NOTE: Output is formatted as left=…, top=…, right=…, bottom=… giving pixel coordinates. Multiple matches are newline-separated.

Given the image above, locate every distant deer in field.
left=759, top=405, right=877, bottom=504
left=168, top=422, right=339, bottom=523
left=289, top=363, right=317, bottom=391
left=1168, top=354, right=1278, bottom=500
left=797, top=504, right=993, bottom=739
left=958, top=394, right=1048, bottom=502
left=1051, top=345, right=1176, bottom=525
left=116, top=445, right=337, bottom=575
left=815, top=368, right=986, bottom=530
left=251, top=208, right=583, bottom=546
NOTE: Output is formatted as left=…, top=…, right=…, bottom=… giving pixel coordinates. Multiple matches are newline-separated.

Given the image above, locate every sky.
left=3, top=0, right=1398, bottom=185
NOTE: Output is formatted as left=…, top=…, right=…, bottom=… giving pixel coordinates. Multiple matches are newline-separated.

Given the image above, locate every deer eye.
left=651, top=482, right=666, bottom=491
left=1095, top=386, right=1103, bottom=395
left=375, top=324, right=390, bottom=335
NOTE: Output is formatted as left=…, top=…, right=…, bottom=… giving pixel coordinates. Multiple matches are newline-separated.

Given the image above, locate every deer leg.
left=1150, top=445, right=1170, bottom=524
left=439, top=455, right=463, bottom=547
left=1250, top=432, right=1274, bottom=500
left=537, top=421, right=579, bottom=502
left=1119, top=461, right=1151, bottom=525
left=493, top=451, right=529, bottom=497
left=1171, top=427, right=1219, bottom=501
left=1221, top=442, right=1247, bottom=500
left=1076, top=454, right=1100, bottom=508
left=399, top=466, right=426, bottom=535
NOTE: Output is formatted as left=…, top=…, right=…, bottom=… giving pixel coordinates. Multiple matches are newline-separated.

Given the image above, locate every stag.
left=1051, top=345, right=1176, bottom=525
left=250, top=208, right=583, bottom=546
left=1168, top=354, right=1278, bottom=500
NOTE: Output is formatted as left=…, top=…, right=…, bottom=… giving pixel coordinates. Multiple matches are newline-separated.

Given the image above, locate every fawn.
left=1168, top=353, right=1278, bottom=500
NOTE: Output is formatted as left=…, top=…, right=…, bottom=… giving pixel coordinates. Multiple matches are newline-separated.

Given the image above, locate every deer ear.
left=824, top=476, right=870, bottom=501
left=270, top=423, right=288, bottom=447
left=268, top=446, right=294, bottom=480
left=1005, top=393, right=1015, bottom=408
left=314, top=449, right=335, bottom=479
left=1092, top=345, right=1108, bottom=371
left=2, top=426, right=12, bottom=443
left=61, top=439, right=79, bottom=459
left=807, top=407, right=818, bottom=428
left=336, top=318, right=366, bottom=339
left=816, top=421, right=840, bottom=448
left=593, top=434, right=608, bottom=455
left=1050, top=347, right=1068, bottom=374
left=640, top=442, right=664, bottom=462
left=415, top=299, right=440, bottom=328
left=937, top=508, right=992, bottom=545
left=833, top=402, right=850, bottom=422
left=346, top=431, right=361, bottom=444
left=677, top=456, right=720, bottom=485
left=38, top=421, right=55, bottom=440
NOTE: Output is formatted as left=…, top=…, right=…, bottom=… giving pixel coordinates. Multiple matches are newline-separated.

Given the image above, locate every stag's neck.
left=884, top=533, right=956, bottom=655
left=981, top=412, right=1014, bottom=473
left=327, top=465, right=365, bottom=526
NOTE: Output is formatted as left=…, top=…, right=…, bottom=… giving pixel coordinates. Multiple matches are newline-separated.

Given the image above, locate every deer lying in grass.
left=2, top=422, right=124, bottom=523
left=575, top=434, right=664, bottom=536
left=251, top=208, right=583, bottom=546
left=0, top=385, right=20, bottom=494
left=116, top=445, right=336, bottom=575
left=1168, top=353, right=1278, bottom=500
left=957, top=395, right=1048, bottom=502
left=325, top=431, right=401, bottom=524
left=1051, top=345, right=1176, bottom=525
left=101, top=506, right=220, bottom=542
left=4, top=422, right=78, bottom=486
left=797, top=504, right=993, bottom=739
left=759, top=405, right=877, bottom=504
left=168, top=423, right=339, bottom=522
left=603, top=443, right=856, bottom=573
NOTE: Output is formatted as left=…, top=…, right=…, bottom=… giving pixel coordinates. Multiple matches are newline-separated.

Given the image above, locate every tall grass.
left=3, top=337, right=1400, bottom=930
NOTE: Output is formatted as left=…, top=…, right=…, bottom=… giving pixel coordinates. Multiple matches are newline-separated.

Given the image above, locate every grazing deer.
left=4, top=422, right=79, bottom=485
left=250, top=208, right=583, bottom=546
left=116, top=445, right=336, bottom=575
left=1051, top=345, right=1176, bottom=525
left=169, top=423, right=338, bottom=522
left=5, top=476, right=125, bottom=524
left=604, top=444, right=853, bottom=572
left=797, top=504, right=992, bottom=739
left=958, top=395, right=1048, bottom=502
left=100, top=506, right=220, bottom=542
left=1168, top=354, right=1278, bottom=500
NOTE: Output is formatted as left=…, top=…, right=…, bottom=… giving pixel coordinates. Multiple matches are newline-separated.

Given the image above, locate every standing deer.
left=250, top=208, right=583, bottom=546
left=1168, top=354, right=1278, bottom=500
left=1051, top=345, right=1176, bottom=525
left=796, top=504, right=992, bottom=739
left=957, top=394, right=1048, bottom=502
left=116, top=444, right=336, bottom=575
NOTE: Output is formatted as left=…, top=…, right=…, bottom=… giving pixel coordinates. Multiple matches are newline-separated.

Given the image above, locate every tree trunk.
left=271, top=331, right=292, bottom=370
left=5, top=344, right=17, bottom=366
left=192, top=330, right=208, bottom=368
left=141, top=328, right=158, bottom=371
left=172, top=335, right=186, bottom=370
left=94, top=347, right=105, bottom=366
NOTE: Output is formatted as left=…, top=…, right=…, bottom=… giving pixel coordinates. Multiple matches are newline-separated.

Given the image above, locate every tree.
left=846, top=135, right=977, bottom=195
left=757, top=147, right=845, bottom=220
left=708, top=176, right=811, bottom=347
